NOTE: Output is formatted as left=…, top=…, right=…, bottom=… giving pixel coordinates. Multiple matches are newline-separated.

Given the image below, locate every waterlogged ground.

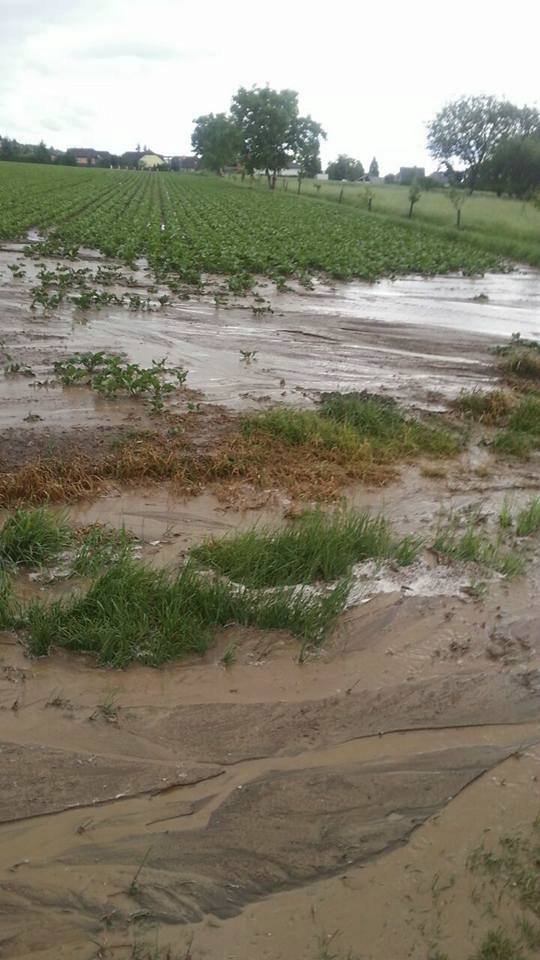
left=1, top=239, right=540, bottom=959
left=1, top=242, right=540, bottom=442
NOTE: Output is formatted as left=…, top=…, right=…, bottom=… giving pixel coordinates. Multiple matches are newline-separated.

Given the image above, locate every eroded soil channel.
left=1, top=240, right=540, bottom=959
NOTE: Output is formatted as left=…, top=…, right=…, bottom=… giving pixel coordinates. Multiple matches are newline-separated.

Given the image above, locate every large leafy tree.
left=482, top=134, right=540, bottom=198
left=296, top=115, right=325, bottom=178
left=427, top=95, right=540, bottom=192
left=327, top=155, right=364, bottom=181
left=368, top=156, right=379, bottom=178
left=191, top=113, right=241, bottom=174
left=231, top=86, right=325, bottom=188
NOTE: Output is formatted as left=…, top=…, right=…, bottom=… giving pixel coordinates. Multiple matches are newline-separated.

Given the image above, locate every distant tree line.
left=0, top=137, right=56, bottom=164
left=0, top=137, right=120, bottom=167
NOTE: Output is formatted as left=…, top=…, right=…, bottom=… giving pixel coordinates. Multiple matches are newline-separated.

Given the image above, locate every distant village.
left=0, top=137, right=450, bottom=186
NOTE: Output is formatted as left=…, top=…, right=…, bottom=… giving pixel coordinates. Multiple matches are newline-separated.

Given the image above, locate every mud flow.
left=1, top=242, right=540, bottom=959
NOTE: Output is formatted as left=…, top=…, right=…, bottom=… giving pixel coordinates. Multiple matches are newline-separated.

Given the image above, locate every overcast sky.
left=1, top=0, right=538, bottom=174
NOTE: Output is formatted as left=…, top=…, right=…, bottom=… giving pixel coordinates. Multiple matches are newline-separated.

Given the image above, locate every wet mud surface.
left=1, top=243, right=540, bottom=442
left=1, top=241, right=540, bottom=958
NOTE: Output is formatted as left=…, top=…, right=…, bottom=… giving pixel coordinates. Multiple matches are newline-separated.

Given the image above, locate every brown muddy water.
left=1, top=242, right=540, bottom=958
left=1, top=244, right=540, bottom=434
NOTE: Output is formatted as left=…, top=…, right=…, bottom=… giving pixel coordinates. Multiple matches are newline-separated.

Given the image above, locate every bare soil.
left=1, top=240, right=540, bottom=959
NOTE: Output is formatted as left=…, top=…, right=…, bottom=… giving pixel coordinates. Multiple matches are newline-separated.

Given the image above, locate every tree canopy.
left=368, top=157, right=379, bottom=178
left=191, top=113, right=241, bottom=174
left=427, top=95, right=540, bottom=191
left=327, top=155, right=365, bottom=181
left=230, top=86, right=325, bottom=188
left=481, top=134, right=540, bottom=198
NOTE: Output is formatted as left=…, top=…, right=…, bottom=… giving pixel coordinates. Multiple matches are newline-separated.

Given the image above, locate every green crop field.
left=0, top=161, right=514, bottom=283
left=244, top=175, right=540, bottom=267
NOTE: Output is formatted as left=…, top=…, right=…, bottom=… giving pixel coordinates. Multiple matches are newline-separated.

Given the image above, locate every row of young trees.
left=192, top=86, right=325, bottom=189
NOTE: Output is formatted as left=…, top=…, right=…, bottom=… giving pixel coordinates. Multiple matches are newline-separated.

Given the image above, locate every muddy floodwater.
left=1, top=244, right=540, bottom=435
left=1, top=241, right=540, bottom=959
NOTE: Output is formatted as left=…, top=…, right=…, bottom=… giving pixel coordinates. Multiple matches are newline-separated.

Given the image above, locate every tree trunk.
left=408, top=201, right=414, bottom=218
left=467, top=167, right=477, bottom=195
left=266, top=168, right=271, bottom=189
left=368, top=197, right=372, bottom=211
left=456, top=208, right=461, bottom=229
left=297, top=176, right=302, bottom=195
left=271, top=171, right=277, bottom=190
left=339, top=188, right=344, bottom=204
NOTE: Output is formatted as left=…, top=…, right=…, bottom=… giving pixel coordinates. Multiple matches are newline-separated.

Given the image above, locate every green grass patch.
left=515, top=498, right=540, bottom=537
left=0, top=507, right=134, bottom=576
left=21, top=559, right=349, bottom=666
left=242, top=408, right=361, bottom=454
left=492, top=395, right=540, bottom=457
left=492, top=431, right=536, bottom=457
left=0, top=507, right=73, bottom=570
left=72, top=523, right=133, bottom=575
left=191, top=509, right=421, bottom=588
left=320, top=391, right=460, bottom=456
left=0, top=573, right=16, bottom=630
left=243, top=393, right=460, bottom=465
left=494, top=335, right=540, bottom=382
left=433, top=515, right=525, bottom=577
left=451, top=388, right=515, bottom=424
left=499, top=350, right=540, bottom=382
left=470, top=930, right=525, bottom=960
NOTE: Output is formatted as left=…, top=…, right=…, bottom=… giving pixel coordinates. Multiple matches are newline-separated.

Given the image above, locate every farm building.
left=398, top=166, right=425, bottom=184
left=429, top=169, right=450, bottom=185
left=170, top=155, right=198, bottom=171
left=120, top=150, right=165, bottom=170
left=66, top=148, right=112, bottom=167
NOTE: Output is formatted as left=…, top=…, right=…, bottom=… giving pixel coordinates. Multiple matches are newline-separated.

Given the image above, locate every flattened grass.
left=22, top=559, right=349, bottom=666
left=0, top=394, right=462, bottom=508
left=191, top=509, right=421, bottom=588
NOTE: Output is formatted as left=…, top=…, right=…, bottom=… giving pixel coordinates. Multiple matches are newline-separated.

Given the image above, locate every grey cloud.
left=1, top=0, right=102, bottom=42
left=77, top=40, right=208, bottom=61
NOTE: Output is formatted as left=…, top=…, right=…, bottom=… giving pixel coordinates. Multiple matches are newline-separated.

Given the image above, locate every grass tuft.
left=451, top=388, right=515, bottom=424
left=0, top=573, right=16, bottom=630
left=21, top=559, right=348, bottom=666
left=191, top=509, right=422, bottom=588
left=0, top=507, right=73, bottom=570
left=492, top=395, right=540, bottom=458
left=320, top=391, right=460, bottom=456
left=470, top=930, right=525, bottom=960
left=499, top=350, right=540, bottom=382
left=242, top=408, right=362, bottom=454
left=433, top=515, right=525, bottom=577
left=515, top=498, right=540, bottom=537
left=72, top=523, right=133, bottom=575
